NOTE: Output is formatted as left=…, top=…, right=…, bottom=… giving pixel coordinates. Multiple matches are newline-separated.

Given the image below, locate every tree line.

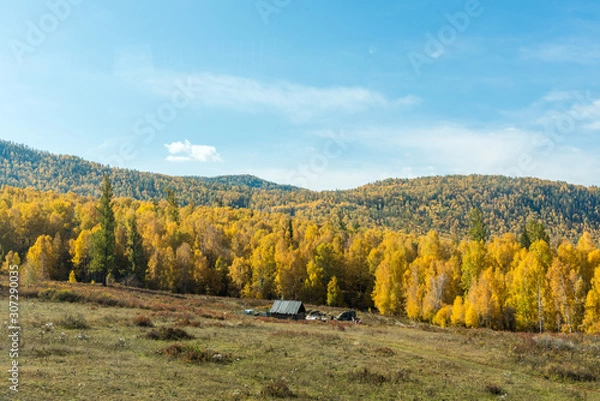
left=1, top=177, right=600, bottom=334
left=3, top=139, right=600, bottom=242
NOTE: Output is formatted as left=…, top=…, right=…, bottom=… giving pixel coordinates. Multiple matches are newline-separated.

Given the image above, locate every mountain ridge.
left=2, top=139, right=600, bottom=240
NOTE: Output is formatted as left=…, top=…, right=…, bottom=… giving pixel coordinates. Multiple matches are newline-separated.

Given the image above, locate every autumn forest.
left=2, top=161, right=600, bottom=335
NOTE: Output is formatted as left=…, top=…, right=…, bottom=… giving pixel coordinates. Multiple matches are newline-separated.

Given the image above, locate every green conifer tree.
left=90, top=173, right=117, bottom=285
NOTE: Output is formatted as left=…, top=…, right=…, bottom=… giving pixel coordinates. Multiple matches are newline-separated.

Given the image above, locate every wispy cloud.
left=521, top=37, right=600, bottom=64
left=541, top=90, right=584, bottom=103
left=340, top=84, right=600, bottom=184
left=499, top=89, right=600, bottom=135
left=165, top=140, right=222, bottom=162
left=534, top=92, right=600, bottom=132
left=143, top=72, right=420, bottom=122
left=584, top=120, right=600, bottom=131
left=404, top=127, right=532, bottom=173
left=351, top=124, right=534, bottom=175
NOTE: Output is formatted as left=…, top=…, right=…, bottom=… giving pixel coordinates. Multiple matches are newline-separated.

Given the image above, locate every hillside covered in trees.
left=2, top=140, right=600, bottom=241
left=2, top=179, right=600, bottom=334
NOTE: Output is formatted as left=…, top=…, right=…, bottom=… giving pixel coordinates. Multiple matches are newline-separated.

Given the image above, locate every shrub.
left=159, top=343, right=232, bottom=364
left=38, top=288, right=57, bottom=300
left=33, top=346, right=75, bottom=358
left=393, top=368, right=412, bottom=383
left=533, top=334, right=575, bottom=352
left=200, top=311, right=226, bottom=321
left=512, top=333, right=536, bottom=355
left=432, top=305, right=452, bottom=328
left=485, top=383, right=504, bottom=395
left=133, top=315, right=154, bottom=327
left=53, top=289, right=80, bottom=303
left=174, top=317, right=202, bottom=327
left=544, top=364, right=597, bottom=382
left=373, top=347, right=395, bottom=356
left=41, top=322, right=55, bottom=332
left=348, top=367, right=412, bottom=385
left=145, top=327, right=193, bottom=341
left=39, top=288, right=80, bottom=302
left=349, top=367, right=387, bottom=385
left=60, top=314, right=90, bottom=330
left=92, top=293, right=120, bottom=307
left=261, top=379, right=294, bottom=398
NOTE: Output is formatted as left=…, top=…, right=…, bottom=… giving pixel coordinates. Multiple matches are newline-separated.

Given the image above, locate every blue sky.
left=1, top=0, right=600, bottom=190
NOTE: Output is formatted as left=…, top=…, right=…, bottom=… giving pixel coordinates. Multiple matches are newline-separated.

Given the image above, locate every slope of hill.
left=0, top=140, right=300, bottom=208
left=3, top=278, right=598, bottom=400
left=2, top=139, right=600, bottom=239
left=326, top=175, right=600, bottom=239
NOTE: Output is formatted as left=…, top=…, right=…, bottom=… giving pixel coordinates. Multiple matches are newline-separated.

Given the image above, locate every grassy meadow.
left=1, top=278, right=599, bottom=401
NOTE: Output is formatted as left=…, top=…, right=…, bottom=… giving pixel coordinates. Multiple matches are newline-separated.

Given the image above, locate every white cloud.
left=258, top=122, right=600, bottom=190
left=164, top=140, right=222, bottom=163
left=529, top=147, right=600, bottom=186
left=536, top=96, right=600, bottom=133
left=145, top=72, right=420, bottom=122
left=584, top=120, right=600, bottom=130
left=269, top=123, right=600, bottom=190
left=541, top=90, right=583, bottom=103
left=501, top=90, right=600, bottom=137
left=572, top=99, right=600, bottom=121
left=351, top=124, right=534, bottom=176
left=168, top=90, right=600, bottom=189
left=405, top=127, right=531, bottom=172
left=521, top=38, right=600, bottom=64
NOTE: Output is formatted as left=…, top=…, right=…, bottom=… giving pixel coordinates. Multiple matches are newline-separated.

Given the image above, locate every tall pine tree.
left=90, top=174, right=116, bottom=285
left=125, top=213, right=146, bottom=286
left=165, top=187, right=180, bottom=224
left=468, top=207, right=487, bottom=242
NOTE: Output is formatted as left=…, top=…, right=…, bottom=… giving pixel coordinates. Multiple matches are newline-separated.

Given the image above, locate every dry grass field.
left=1, top=278, right=599, bottom=401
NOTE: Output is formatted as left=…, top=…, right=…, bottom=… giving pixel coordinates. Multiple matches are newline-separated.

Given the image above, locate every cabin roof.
left=270, top=300, right=306, bottom=315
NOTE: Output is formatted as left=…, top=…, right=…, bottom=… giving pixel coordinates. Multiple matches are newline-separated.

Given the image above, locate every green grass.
left=1, top=278, right=599, bottom=401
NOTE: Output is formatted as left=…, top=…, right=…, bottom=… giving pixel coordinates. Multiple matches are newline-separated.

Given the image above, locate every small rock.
left=42, top=322, right=55, bottom=332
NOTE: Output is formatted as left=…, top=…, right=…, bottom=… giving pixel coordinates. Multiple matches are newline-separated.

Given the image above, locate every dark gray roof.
left=270, top=300, right=306, bottom=315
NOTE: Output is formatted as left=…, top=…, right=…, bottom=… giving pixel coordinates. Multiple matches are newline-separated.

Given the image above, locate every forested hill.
left=2, top=139, right=600, bottom=240
left=0, top=140, right=299, bottom=207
